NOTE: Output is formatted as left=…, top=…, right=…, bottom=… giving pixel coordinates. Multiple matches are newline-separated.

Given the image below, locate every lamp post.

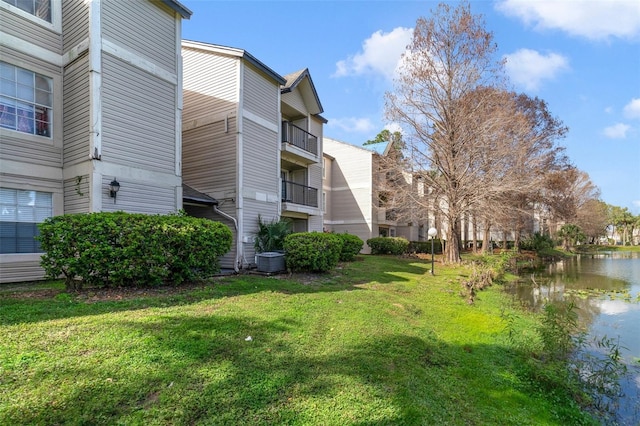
left=428, top=227, right=437, bottom=275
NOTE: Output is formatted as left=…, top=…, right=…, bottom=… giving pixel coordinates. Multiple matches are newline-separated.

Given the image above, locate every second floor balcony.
left=282, top=180, right=318, bottom=208
left=281, top=121, right=318, bottom=164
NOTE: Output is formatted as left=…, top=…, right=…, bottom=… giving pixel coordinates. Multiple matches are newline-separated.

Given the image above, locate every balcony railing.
left=282, top=121, right=318, bottom=155
left=282, top=180, right=318, bottom=208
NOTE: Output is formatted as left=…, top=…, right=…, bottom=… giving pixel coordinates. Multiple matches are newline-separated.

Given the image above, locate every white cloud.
left=623, top=98, right=640, bottom=119
left=503, top=49, right=569, bottom=91
left=333, top=27, right=413, bottom=80
left=328, top=117, right=376, bottom=134
left=603, top=123, right=631, bottom=139
left=496, top=0, right=640, bottom=40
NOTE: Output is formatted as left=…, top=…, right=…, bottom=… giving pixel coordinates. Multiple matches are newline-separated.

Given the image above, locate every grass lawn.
left=0, top=255, right=595, bottom=425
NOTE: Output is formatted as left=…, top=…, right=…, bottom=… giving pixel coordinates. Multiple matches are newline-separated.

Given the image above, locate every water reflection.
left=505, top=251, right=640, bottom=425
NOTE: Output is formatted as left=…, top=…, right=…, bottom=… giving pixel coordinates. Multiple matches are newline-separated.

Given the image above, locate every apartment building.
left=0, top=0, right=191, bottom=282
left=180, top=41, right=324, bottom=271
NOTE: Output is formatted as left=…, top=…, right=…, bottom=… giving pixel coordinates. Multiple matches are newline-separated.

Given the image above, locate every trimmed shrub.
left=366, top=237, right=409, bottom=255
left=335, top=233, right=364, bottom=261
left=408, top=240, right=442, bottom=254
left=283, top=232, right=342, bottom=272
left=38, top=212, right=232, bottom=289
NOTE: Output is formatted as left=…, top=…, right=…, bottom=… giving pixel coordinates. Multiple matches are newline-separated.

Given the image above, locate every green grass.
left=0, top=256, right=595, bottom=425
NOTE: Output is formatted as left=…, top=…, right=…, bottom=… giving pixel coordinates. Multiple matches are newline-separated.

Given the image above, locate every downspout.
left=213, top=205, right=240, bottom=273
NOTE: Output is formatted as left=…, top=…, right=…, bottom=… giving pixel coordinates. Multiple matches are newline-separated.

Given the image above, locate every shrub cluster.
left=38, top=212, right=232, bottom=289
left=408, top=240, right=442, bottom=254
left=283, top=232, right=342, bottom=272
left=335, top=233, right=364, bottom=261
left=519, top=232, right=556, bottom=252
left=366, top=237, right=409, bottom=255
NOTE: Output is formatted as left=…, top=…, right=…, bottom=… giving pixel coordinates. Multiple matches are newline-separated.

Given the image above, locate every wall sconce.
left=109, top=178, right=120, bottom=203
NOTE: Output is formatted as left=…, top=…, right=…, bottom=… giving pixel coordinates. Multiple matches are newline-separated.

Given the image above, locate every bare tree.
left=543, top=167, right=600, bottom=237
left=386, top=2, right=504, bottom=262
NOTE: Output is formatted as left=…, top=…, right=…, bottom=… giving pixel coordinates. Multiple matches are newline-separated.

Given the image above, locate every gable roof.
left=181, top=40, right=286, bottom=85
left=281, top=68, right=323, bottom=115
left=159, top=0, right=192, bottom=19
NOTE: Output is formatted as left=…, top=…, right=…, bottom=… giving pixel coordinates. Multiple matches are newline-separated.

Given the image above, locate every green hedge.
left=366, top=237, right=409, bottom=255
left=283, top=232, right=342, bottom=272
left=335, top=233, right=364, bottom=261
left=409, top=240, right=442, bottom=254
left=38, top=212, right=232, bottom=289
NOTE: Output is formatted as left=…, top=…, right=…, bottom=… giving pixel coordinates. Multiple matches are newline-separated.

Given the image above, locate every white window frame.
left=0, top=0, right=61, bottom=32
left=0, top=61, right=53, bottom=139
left=0, top=187, right=52, bottom=254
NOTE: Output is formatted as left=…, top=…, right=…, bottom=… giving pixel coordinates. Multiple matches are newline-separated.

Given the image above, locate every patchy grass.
left=0, top=255, right=595, bottom=425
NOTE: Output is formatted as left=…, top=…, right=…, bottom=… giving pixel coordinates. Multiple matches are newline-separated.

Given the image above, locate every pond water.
left=505, top=251, right=640, bottom=425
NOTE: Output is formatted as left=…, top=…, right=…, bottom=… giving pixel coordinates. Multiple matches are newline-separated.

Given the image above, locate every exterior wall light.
left=109, top=178, right=120, bottom=203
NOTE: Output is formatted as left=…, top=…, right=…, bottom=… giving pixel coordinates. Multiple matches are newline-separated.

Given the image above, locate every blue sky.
left=181, top=0, right=640, bottom=214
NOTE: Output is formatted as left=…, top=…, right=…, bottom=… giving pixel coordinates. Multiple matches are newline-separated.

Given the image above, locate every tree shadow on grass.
left=2, top=312, right=590, bottom=426
left=0, top=256, right=431, bottom=326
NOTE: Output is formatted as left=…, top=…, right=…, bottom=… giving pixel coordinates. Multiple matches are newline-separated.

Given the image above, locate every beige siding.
left=323, top=138, right=376, bottom=250
left=0, top=8, right=62, bottom=54
left=62, top=54, right=90, bottom=167
left=182, top=48, right=238, bottom=124
left=242, top=119, right=279, bottom=192
left=101, top=176, right=176, bottom=214
left=182, top=121, right=237, bottom=199
left=101, top=53, right=175, bottom=173
left=63, top=175, right=90, bottom=213
left=0, top=259, right=46, bottom=284
left=243, top=64, right=280, bottom=124
left=281, top=90, right=305, bottom=117
left=101, top=0, right=176, bottom=72
left=62, top=0, right=88, bottom=52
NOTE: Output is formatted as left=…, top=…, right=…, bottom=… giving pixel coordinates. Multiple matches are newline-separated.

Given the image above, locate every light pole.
left=428, top=227, right=437, bottom=275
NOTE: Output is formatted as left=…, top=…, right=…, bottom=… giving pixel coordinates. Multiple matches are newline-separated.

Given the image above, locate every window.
left=2, top=0, right=51, bottom=22
left=0, top=188, right=52, bottom=253
left=0, top=61, right=52, bottom=137
left=322, top=192, right=326, bottom=213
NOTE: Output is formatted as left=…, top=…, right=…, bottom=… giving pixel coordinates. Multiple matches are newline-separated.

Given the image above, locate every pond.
left=505, top=251, right=640, bottom=425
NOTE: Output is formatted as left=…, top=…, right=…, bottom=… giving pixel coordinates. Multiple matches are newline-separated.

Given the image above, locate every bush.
left=519, top=233, right=555, bottom=253
left=283, top=232, right=342, bottom=272
left=366, top=237, right=409, bottom=255
left=408, top=240, right=442, bottom=254
left=335, top=233, right=364, bottom=261
left=38, top=212, right=232, bottom=289
left=254, top=215, right=292, bottom=253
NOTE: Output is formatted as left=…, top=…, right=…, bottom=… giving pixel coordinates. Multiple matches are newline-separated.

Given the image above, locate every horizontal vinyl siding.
left=242, top=119, right=278, bottom=193
left=243, top=65, right=280, bottom=124
left=63, top=175, right=90, bottom=213
left=101, top=176, right=176, bottom=214
left=101, top=53, right=176, bottom=173
left=282, top=90, right=306, bottom=116
left=182, top=48, right=238, bottom=124
left=182, top=121, right=237, bottom=198
left=62, top=54, right=90, bottom=167
left=0, top=8, right=61, bottom=54
left=101, top=0, right=176, bottom=72
left=0, top=259, right=46, bottom=283
left=62, top=0, right=88, bottom=52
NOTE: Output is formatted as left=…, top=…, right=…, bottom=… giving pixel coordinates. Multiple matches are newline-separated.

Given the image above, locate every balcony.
left=281, top=121, right=319, bottom=164
left=282, top=180, right=318, bottom=208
